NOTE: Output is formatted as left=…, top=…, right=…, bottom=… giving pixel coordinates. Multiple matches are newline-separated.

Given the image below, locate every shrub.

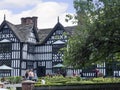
left=1, top=77, right=6, bottom=82
left=34, top=76, right=120, bottom=87
left=6, top=76, right=22, bottom=84
left=15, top=76, right=22, bottom=83
left=76, top=76, right=81, bottom=81
left=92, top=77, right=104, bottom=83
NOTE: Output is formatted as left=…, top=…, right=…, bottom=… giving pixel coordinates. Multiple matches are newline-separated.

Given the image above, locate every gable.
left=0, top=21, right=20, bottom=42
left=42, top=22, right=68, bottom=44
left=0, top=20, right=39, bottom=43
left=38, top=26, right=76, bottom=44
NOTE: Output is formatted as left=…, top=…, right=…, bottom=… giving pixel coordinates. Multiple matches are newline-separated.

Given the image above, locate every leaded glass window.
left=28, top=44, right=35, bottom=53
left=0, top=43, right=11, bottom=53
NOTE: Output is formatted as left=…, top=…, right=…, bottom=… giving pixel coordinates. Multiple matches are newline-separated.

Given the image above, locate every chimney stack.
left=21, top=17, right=38, bottom=27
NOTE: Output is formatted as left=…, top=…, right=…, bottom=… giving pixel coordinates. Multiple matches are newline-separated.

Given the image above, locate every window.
left=27, top=62, right=34, bottom=69
left=0, top=43, right=11, bottom=53
left=28, top=44, right=35, bottom=53
left=55, top=30, right=63, bottom=34
left=2, top=29, right=9, bottom=34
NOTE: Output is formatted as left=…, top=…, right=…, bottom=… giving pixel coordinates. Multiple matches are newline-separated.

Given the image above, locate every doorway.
left=37, top=66, right=46, bottom=77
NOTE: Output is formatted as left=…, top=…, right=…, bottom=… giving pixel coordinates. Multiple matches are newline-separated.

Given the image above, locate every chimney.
left=32, top=17, right=38, bottom=28
left=21, top=17, right=38, bottom=27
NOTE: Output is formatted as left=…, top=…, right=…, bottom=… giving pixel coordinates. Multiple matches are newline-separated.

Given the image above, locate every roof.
left=65, top=26, right=76, bottom=35
left=0, top=64, right=13, bottom=70
left=15, top=24, right=34, bottom=42
left=38, top=25, right=76, bottom=44
left=37, top=28, right=52, bottom=44
left=0, top=20, right=76, bottom=44
left=0, top=20, right=35, bottom=42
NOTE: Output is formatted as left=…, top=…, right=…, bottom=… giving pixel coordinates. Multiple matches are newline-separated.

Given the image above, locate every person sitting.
left=25, top=70, right=29, bottom=80
left=33, top=73, right=38, bottom=81
left=28, top=69, right=34, bottom=80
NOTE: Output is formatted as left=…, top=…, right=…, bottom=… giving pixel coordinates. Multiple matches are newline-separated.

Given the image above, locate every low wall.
left=33, top=83, right=120, bottom=90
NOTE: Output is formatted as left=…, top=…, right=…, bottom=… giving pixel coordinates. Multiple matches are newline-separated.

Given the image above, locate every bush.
left=34, top=76, right=120, bottom=87
left=92, top=77, right=104, bottom=83
left=76, top=76, right=81, bottom=81
left=1, top=77, right=6, bottom=82
left=15, top=76, right=22, bottom=83
left=6, top=76, right=22, bottom=84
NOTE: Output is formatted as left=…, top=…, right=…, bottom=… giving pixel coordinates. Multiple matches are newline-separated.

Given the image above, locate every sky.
left=0, top=0, right=76, bottom=29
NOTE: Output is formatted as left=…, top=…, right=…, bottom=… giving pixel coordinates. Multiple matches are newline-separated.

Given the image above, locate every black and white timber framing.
left=0, top=17, right=119, bottom=77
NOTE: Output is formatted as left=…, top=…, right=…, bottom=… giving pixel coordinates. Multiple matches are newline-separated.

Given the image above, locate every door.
left=37, top=66, right=46, bottom=77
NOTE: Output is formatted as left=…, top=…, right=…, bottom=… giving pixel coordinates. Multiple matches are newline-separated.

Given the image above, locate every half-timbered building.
left=0, top=16, right=118, bottom=77
left=0, top=17, right=76, bottom=77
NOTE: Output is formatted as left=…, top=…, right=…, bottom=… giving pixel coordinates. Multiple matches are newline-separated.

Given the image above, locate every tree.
left=63, top=0, right=120, bottom=68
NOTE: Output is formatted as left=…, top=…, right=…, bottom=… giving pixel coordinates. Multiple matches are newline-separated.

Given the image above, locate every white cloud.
left=0, top=0, right=41, bottom=9
left=0, top=0, right=76, bottom=29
